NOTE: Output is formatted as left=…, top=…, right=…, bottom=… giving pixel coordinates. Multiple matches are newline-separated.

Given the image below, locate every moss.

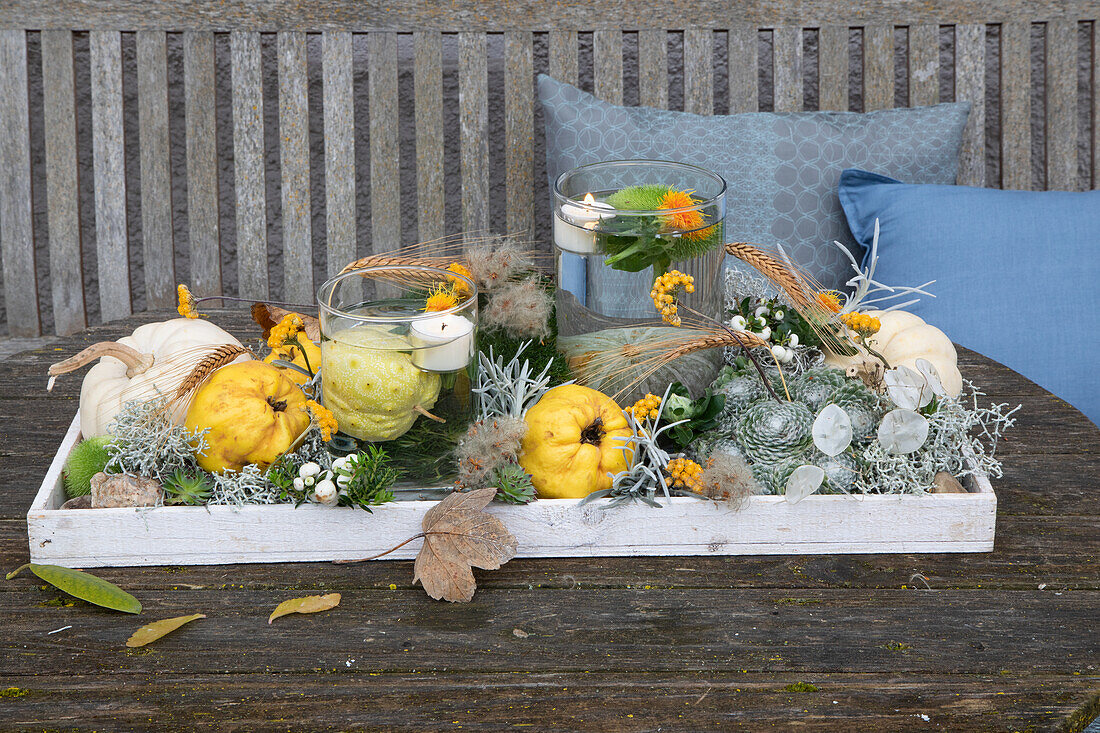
left=37, top=597, right=76, bottom=608
left=784, top=682, right=819, bottom=693
left=772, top=597, right=823, bottom=606
left=477, top=307, right=572, bottom=387
left=880, top=641, right=912, bottom=652
left=0, top=687, right=28, bottom=698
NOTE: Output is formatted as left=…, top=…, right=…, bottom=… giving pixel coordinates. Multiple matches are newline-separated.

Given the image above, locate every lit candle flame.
left=582, top=192, right=596, bottom=205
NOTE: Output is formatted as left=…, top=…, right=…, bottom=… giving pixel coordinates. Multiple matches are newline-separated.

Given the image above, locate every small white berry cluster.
left=729, top=305, right=797, bottom=364
left=293, top=461, right=339, bottom=506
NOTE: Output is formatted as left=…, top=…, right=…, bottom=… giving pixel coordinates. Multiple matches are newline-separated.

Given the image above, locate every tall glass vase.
left=552, top=160, right=727, bottom=339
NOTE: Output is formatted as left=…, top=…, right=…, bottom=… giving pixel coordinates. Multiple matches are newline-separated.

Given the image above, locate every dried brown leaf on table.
left=126, top=613, right=206, bottom=647
left=251, top=303, right=321, bottom=342
left=413, top=488, right=518, bottom=603
left=268, top=593, right=341, bottom=624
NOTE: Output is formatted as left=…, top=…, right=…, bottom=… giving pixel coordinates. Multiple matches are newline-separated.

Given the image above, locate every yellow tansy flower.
left=628, top=393, right=663, bottom=422
left=267, top=313, right=305, bottom=349
left=177, top=284, right=200, bottom=319
left=665, top=457, right=703, bottom=492
left=305, top=399, right=338, bottom=441
left=650, top=270, right=695, bottom=326
left=446, top=263, right=475, bottom=296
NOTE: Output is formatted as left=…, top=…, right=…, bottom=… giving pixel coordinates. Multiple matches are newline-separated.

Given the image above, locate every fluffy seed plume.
left=465, top=236, right=538, bottom=291
left=455, top=417, right=529, bottom=489
left=482, top=278, right=553, bottom=340
left=696, top=452, right=762, bottom=509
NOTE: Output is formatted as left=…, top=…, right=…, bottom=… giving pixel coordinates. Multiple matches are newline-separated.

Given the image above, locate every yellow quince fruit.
left=519, top=384, right=633, bottom=499
left=185, top=361, right=311, bottom=473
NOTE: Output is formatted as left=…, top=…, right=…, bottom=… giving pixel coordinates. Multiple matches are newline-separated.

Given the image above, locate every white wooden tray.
left=27, top=413, right=997, bottom=568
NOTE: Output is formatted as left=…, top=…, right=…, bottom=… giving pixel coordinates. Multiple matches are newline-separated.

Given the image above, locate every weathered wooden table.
left=1, top=310, right=1097, bottom=731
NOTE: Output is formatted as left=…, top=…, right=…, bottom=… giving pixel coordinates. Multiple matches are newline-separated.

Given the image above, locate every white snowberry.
left=311, top=479, right=339, bottom=506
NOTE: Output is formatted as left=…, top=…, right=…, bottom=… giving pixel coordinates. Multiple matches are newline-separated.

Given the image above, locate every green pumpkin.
left=558, top=326, right=722, bottom=405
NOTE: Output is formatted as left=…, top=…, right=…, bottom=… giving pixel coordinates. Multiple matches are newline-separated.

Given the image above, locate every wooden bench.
left=0, top=1, right=1097, bottom=338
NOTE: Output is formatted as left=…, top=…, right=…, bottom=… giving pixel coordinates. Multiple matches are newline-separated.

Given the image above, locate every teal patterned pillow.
left=538, top=75, right=970, bottom=291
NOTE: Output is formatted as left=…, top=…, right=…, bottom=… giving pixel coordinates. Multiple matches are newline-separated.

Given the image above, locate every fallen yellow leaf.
left=125, top=613, right=206, bottom=647
left=268, top=593, right=341, bottom=624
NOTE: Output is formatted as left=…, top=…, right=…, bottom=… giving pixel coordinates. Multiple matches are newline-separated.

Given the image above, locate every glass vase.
left=552, top=159, right=727, bottom=338
left=317, top=266, right=478, bottom=487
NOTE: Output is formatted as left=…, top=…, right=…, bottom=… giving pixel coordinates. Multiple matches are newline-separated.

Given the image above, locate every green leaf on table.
left=126, top=613, right=206, bottom=647
left=268, top=593, right=341, bottom=624
left=6, top=563, right=142, bottom=614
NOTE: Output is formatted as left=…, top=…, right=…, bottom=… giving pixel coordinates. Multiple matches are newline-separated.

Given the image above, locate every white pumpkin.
left=48, top=319, right=249, bottom=437
left=825, top=310, right=963, bottom=397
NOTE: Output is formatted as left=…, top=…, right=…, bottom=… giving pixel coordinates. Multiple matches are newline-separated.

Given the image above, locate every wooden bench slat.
left=684, top=28, right=713, bottom=115
left=549, top=30, right=578, bottom=86
left=863, top=24, right=894, bottom=111
left=90, top=30, right=132, bottom=322
left=413, top=31, right=444, bottom=244
left=368, top=31, right=400, bottom=253
left=41, top=30, right=84, bottom=335
left=818, top=24, right=848, bottom=111
left=458, top=32, right=489, bottom=236
left=1000, top=21, right=1032, bottom=190
left=1045, top=19, right=1078, bottom=191
left=772, top=26, right=802, bottom=113
left=277, top=31, right=312, bottom=302
left=183, top=31, right=221, bottom=299
left=955, top=23, right=986, bottom=187
left=1094, top=21, right=1099, bottom=190
left=0, top=30, right=40, bottom=337
left=908, top=23, right=940, bottom=107
left=230, top=31, right=268, bottom=301
left=4, top=1, right=1100, bottom=31
left=135, top=31, right=174, bottom=311
left=594, top=30, right=623, bottom=106
left=637, top=30, right=668, bottom=110
left=504, top=30, right=533, bottom=237
left=322, top=31, right=356, bottom=276
left=728, top=24, right=758, bottom=113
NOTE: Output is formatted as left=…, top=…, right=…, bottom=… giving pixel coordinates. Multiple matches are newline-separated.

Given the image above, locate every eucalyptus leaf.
left=877, top=409, right=930, bottom=454
left=812, top=404, right=853, bottom=457
left=6, top=563, right=141, bottom=614
left=784, top=465, right=825, bottom=505
left=126, top=613, right=206, bottom=647
left=884, top=365, right=934, bottom=410
left=268, top=593, right=341, bottom=624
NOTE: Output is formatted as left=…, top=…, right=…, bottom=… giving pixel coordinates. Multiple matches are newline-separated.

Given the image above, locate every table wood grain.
left=1, top=310, right=1097, bottom=732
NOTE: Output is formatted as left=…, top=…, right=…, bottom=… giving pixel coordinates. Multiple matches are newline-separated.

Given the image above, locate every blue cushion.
left=839, top=169, right=1100, bottom=426
left=538, top=74, right=971, bottom=291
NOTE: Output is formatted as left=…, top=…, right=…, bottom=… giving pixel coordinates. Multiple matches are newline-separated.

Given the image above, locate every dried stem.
left=333, top=533, right=426, bottom=564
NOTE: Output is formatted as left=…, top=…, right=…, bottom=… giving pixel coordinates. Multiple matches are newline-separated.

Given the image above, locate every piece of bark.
left=90, top=472, right=163, bottom=508
left=931, top=472, right=968, bottom=494
left=60, top=495, right=91, bottom=509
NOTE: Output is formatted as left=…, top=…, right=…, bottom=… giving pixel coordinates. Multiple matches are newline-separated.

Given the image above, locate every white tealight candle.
left=409, top=314, right=475, bottom=372
left=554, top=192, right=615, bottom=254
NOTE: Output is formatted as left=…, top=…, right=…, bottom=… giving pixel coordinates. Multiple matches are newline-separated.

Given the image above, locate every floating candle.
left=553, top=192, right=615, bottom=254
left=409, top=314, right=475, bottom=372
